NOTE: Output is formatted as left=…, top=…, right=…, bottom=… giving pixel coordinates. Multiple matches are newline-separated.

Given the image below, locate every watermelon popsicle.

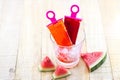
left=46, top=11, right=72, bottom=46
left=64, top=5, right=82, bottom=44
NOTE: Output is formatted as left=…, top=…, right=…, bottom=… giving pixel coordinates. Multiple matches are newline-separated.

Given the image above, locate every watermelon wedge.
left=81, top=52, right=107, bottom=72
left=52, top=65, right=71, bottom=79
left=38, top=56, right=55, bottom=72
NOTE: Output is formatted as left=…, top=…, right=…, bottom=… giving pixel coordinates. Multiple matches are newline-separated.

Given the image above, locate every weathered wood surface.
left=0, top=0, right=23, bottom=79
left=0, top=0, right=120, bottom=80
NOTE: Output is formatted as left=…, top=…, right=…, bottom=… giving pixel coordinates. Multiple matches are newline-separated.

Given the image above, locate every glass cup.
left=50, top=30, right=85, bottom=68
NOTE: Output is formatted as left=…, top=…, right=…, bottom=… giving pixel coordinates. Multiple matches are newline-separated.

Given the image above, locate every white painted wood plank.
left=30, top=0, right=43, bottom=80
left=99, top=0, right=120, bottom=79
left=0, top=0, right=24, bottom=80
left=80, top=0, right=107, bottom=52
left=0, top=56, right=16, bottom=80
left=15, top=0, right=39, bottom=80
left=79, top=0, right=113, bottom=79
left=0, top=0, right=24, bottom=56
left=0, top=0, right=3, bottom=26
left=107, top=39, right=120, bottom=80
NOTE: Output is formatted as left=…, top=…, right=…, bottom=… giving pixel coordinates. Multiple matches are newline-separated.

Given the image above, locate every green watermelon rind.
left=38, top=65, right=55, bottom=72
left=90, top=52, right=107, bottom=72
left=52, top=71, right=71, bottom=80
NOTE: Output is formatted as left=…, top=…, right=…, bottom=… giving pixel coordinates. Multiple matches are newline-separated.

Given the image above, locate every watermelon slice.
left=52, top=65, right=71, bottom=79
left=81, top=52, right=107, bottom=72
left=38, top=56, right=55, bottom=72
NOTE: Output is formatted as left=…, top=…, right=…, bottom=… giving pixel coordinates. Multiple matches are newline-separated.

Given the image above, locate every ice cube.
left=60, top=48, right=68, bottom=54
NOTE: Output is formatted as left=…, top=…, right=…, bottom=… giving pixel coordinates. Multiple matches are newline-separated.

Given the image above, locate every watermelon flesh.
left=53, top=65, right=71, bottom=79
left=81, top=52, right=102, bottom=66
left=38, top=56, right=55, bottom=72
left=81, top=52, right=107, bottom=72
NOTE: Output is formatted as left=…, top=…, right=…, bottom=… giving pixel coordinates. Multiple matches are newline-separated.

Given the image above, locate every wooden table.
left=0, top=0, right=120, bottom=80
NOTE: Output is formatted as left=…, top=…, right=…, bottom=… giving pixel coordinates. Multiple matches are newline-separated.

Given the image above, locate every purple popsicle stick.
left=70, top=5, right=80, bottom=18
left=46, top=11, right=57, bottom=23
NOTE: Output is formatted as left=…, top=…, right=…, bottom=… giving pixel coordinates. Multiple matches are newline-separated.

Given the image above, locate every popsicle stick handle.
left=71, top=5, right=79, bottom=18
left=46, top=11, right=57, bottom=23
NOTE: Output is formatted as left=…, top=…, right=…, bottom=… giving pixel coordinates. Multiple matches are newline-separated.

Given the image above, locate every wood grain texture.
left=1, top=0, right=120, bottom=80
left=0, top=0, right=24, bottom=79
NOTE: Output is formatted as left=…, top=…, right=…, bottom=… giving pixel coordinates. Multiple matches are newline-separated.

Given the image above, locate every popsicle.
left=64, top=5, right=82, bottom=44
left=46, top=11, right=72, bottom=46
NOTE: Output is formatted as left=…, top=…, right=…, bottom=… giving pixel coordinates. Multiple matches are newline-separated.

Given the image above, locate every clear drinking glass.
left=50, top=30, right=85, bottom=68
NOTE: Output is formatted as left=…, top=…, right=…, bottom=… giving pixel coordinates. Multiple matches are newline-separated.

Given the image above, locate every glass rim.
left=50, top=30, right=85, bottom=48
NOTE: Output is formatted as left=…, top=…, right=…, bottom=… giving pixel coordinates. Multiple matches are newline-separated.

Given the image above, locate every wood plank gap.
left=98, top=0, right=114, bottom=79
left=40, top=23, right=43, bottom=80
left=105, top=38, right=114, bottom=80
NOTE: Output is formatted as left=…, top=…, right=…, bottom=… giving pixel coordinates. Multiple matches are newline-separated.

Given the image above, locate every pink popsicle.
left=64, top=5, right=82, bottom=44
